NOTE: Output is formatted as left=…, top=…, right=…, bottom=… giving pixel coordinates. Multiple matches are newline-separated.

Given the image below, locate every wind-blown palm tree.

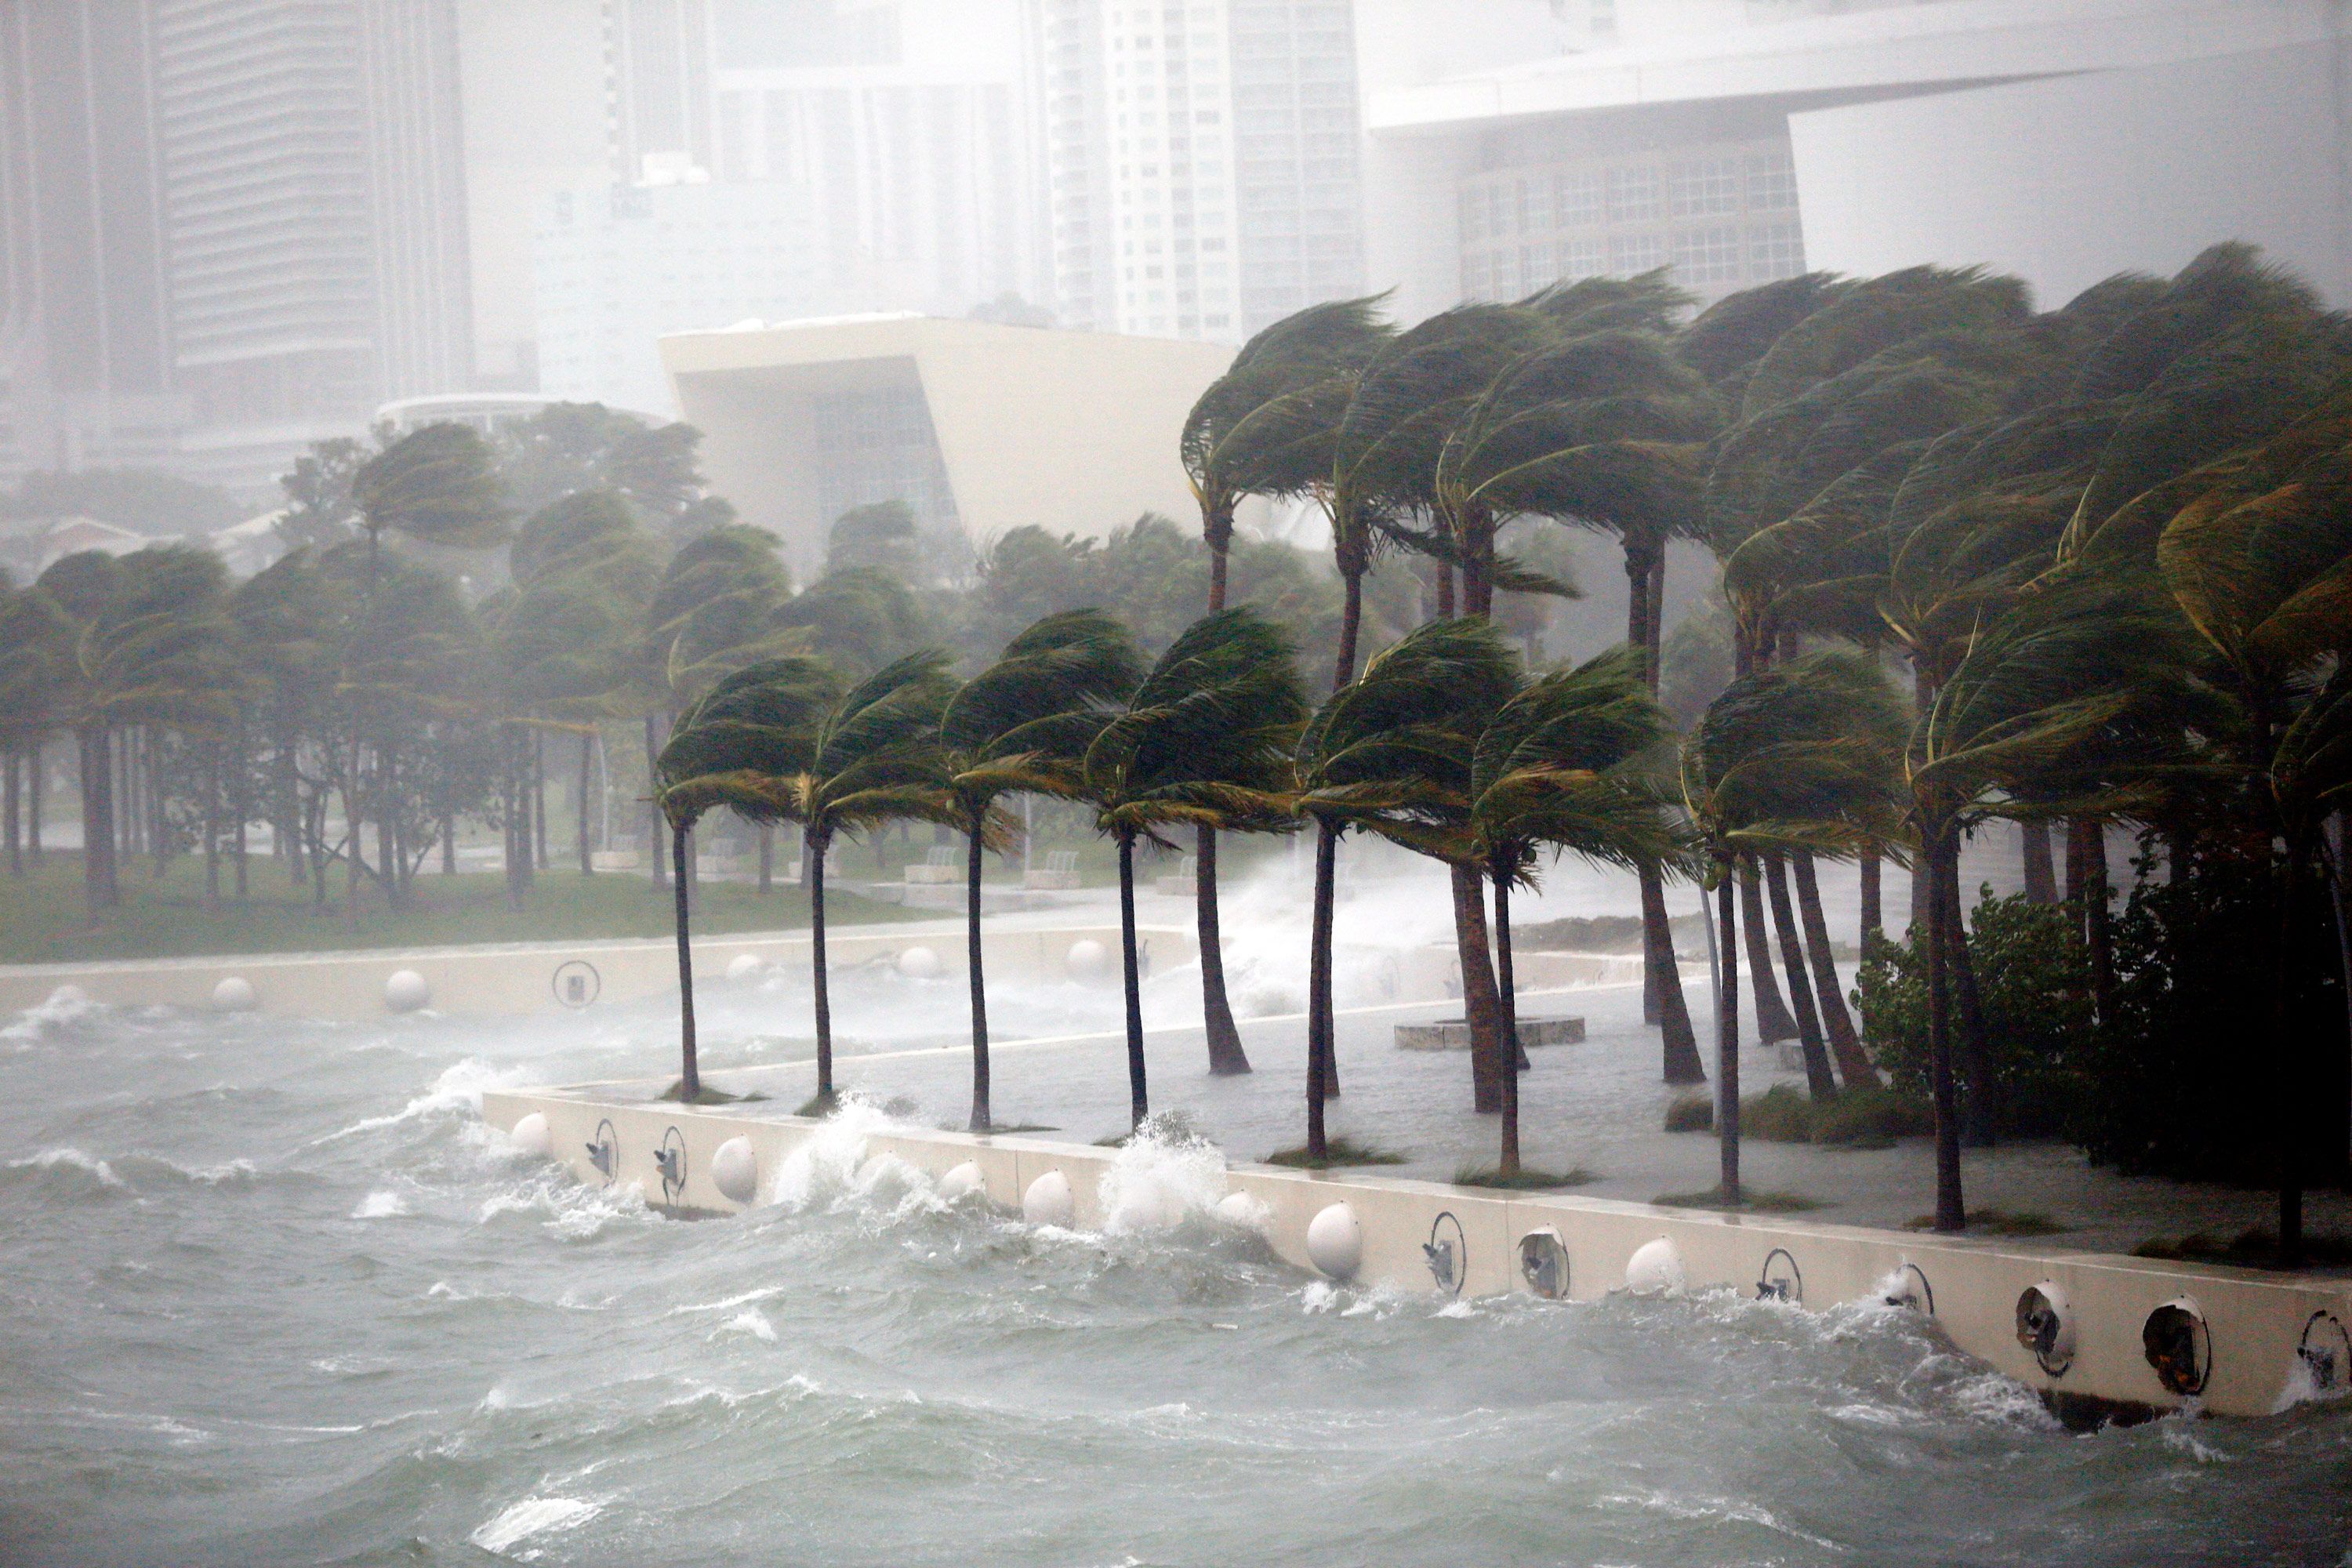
left=1467, top=652, right=1679, bottom=1176
left=0, top=580, right=66, bottom=878
left=1681, top=652, right=1907, bottom=1206
left=655, top=655, right=841, bottom=1102
left=1077, top=609, right=1306, bottom=1130
left=774, top=652, right=960, bottom=1109
left=935, top=611, right=1143, bottom=1130
left=1180, top=295, right=1393, bottom=1078
left=1291, top=619, right=1519, bottom=1159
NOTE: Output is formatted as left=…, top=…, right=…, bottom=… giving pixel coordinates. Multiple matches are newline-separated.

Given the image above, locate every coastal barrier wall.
left=479, top=1088, right=2352, bottom=1425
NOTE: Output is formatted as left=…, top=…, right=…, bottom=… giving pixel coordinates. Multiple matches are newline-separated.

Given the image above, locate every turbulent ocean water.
left=4, top=988, right=2350, bottom=1567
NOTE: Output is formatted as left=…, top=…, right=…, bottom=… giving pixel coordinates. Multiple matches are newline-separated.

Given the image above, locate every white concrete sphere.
left=1306, top=1202, right=1363, bottom=1280
left=1213, top=1191, right=1267, bottom=1232
left=2016, top=1280, right=2078, bottom=1373
left=210, top=976, right=256, bottom=1012
left=1624, top=1236, right=1686, bottom=1295
left=896, top=945, right=942, bottom=980
left=509, top=1112, right=552, bottom=1159
left=1022, top=1168, right=1076, bottom=1228
left=725, top=953, right=767, bottom=982
left=383, top=969, right=431, bottom=1013
left=711, top=1136, right=760, bottom=1204
left=938, top=1161, right=985, bottom=1202
left=1064, top=938, right=1110, bottom=982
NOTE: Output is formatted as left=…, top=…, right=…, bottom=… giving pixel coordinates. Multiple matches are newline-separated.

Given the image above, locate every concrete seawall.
left=480, top=1089, right=2352, bottom=1425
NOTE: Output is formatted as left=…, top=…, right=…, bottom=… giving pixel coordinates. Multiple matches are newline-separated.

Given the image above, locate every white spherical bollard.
left=1306, top=1202, right=1363, bottom=1280
left=383, top=969, right=430, bottom=1014
left=1624, top=1236, right=1686, bottom=1295
left=211, top=976, right=256, bottom=1013
left=896, top=945, right=942, bottom=980
left=725, top=953, right=767, bottom=982
left=1213, top=1191, right=1268, bottom=1233
left=1064, top=938, right=1110, bottom=982
left=509, top=1112, right=552, bottom=1158
left=1022, top=1169, right=1076, bottom=1228
left=938, top=1161, right=985, bottom=1202
left=710, top=1136, right=760, bottom=1204
left=1110, top=1176, right=1177, bottom=1232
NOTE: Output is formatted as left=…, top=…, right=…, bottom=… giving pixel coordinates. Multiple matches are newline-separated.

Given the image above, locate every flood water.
left=5, top=976, right=2350, bottom=1568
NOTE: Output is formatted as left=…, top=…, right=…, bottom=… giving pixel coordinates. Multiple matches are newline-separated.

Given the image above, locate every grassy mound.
left=1265, top=1136, right=1406, bottom=1170
left=1907, top=1207, right=2067, bottom=1237
left=1653, top=1185, right=1826, bottom=1214
left=658, top=1081, right=767, bottom=1105
left=2133, top=1227, right=2352, bottom=1269
left=1452, top=1163, right=1594, bottom=1192
left=1661, top=1084, right=1932, bottom=1148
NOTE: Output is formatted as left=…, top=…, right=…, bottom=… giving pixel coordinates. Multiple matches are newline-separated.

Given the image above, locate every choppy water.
left=4, top=989, right=2350, bottom=1568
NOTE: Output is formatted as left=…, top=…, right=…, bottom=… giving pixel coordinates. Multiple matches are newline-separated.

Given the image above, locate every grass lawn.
left=0, top=852, right=923, bottom=965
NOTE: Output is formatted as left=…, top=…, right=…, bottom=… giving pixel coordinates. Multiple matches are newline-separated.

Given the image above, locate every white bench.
left=1024, top=848, right=1081, bottom=891
left=904, top=845, right=960, bottom=885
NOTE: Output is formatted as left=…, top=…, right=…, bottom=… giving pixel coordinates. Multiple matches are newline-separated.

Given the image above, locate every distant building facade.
left=1036, top=0, right=1365, bottom=343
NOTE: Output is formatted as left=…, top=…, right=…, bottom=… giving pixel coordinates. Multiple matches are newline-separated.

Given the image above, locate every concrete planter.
left=1396, top=1014, right=1584, bottom=1051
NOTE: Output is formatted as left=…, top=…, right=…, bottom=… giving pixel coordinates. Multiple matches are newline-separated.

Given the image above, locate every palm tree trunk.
left=2274, top=833, right=2307, bottom=1267
left=1495, top=867, right=1523, bottom=1178
left=1117, top=831, right=1149, bottom=1130
left=1940, top=855, right=1998, bottom=1146
left=672, top=821, right=699, bottom=1102
left=1715, top=860, right=1740, bottom=1204
left=27, top=739, right=42, bottom=864
left=231, top=712, right=249, bottom=902
left=1306, top=819, right=1337, bottom=1161
left=78, top=727, right=117, bottom=913
left=757, top=824, right=773, bottom=894
left=4, top=747, right=19, bottom=877
left=2082, top=823, right=2114, bottom=1021
left=1195, top=826, right=1251, bottom=1075
left=1334, top=568, right=1366, bottom=689
left=1792, top=851, right=1876, bottom=1089
left=1455, top=862, right=1505, bottom=1113
left=1926, top=829, right=1966, bottom=1232
left=1765, top=853, right=1836, bottom=1098
left=811, top=829, right=835, bottom=1109
left=2329, top=814, right=2352, bottom=1171
left=1738, top=862, right=1799, bottom=1042
left=202, top=745, right=221, bottom=914
left=532, top=738, right=550, bottom=871
left=1628, top=546, right=1704, bottom=1082
left=1860, top=851, right=1882, bottom=941
left=967, top=824, right=991, bottom=1132
left=576, top=731, right=595, bottom=875
left=2020, top=820, right=2059, bottom=904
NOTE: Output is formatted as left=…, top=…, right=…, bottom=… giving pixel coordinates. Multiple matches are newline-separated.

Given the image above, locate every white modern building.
left=1036, top=0, right=1368, bottom=343
left=534, top=175, right=824, bottom=414
left=657, top=314, right=1237, bottom=574
left=1358, top=0, right=2352, bottom=321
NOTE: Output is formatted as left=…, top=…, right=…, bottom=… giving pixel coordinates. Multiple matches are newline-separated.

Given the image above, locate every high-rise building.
left=1036, top=0, right=1364, bottom=343
left=0, top=0, right=186, bottom=484
left=151, top=0, right=478, bottom=492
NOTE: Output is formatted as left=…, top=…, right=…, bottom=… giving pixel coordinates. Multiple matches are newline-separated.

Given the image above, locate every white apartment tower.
left=1039, top=0, right=1363, bottom=343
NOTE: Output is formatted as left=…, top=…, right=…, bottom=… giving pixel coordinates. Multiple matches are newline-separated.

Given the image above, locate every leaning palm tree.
left=1680, top=652, right=1907, bottom=1207
left=935, top=611, right=1143, bottom=1131
left=1077, top=609, right=1307, bottom=1131
left=1291, top=619, right=1520, bottom=1159
left=1180, top=296, right=1393, bottom=1077
left=1465, top=651, right=1679, bottom=1177
left=655, top=655, right=842, bottom=1102
left=772, top=651, right=960, bottom=1110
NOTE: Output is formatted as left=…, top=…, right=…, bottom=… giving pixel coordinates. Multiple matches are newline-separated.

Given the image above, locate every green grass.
left=1653, top=1185, right=1828, bottom=1214
left=1907, top=1207, right=2067, bottom=1237
left=0, top=852, right=922, bottom=964
left=657, top=1080, right=768, bottom=1105
left=1265, top=1136, right=1407, bottom=1170
left=1452, top=1163, right=1595, bottom=1192
left=2132, top=1227, right=2352, bottom=1269
left=1659, top=1083, right=1933, bottom=1149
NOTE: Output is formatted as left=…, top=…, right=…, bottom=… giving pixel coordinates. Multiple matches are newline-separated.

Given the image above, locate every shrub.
left=1857, top=887, right=2093, bottom=1139
left=1664, top=1092, right=1713, bottom=1132
left=1742, top=1084, right=1815, bottom=1143
left=1811, top=1085, right=1935, bottom=1147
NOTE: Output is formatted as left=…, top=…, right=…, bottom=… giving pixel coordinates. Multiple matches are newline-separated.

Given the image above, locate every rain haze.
left=2, top=2, right=2350, bottom=1564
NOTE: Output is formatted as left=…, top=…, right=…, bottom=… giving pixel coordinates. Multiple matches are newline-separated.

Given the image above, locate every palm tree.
left=656, top=655, right=843, bottom=1102
left=1680, top=652, right=1907, bottom=1206
left=771, top=651, right=960, bottom=1110
left=935, top=610, right=1143, bottom=1131
left=1180, top=295, right=1392, bottom=1078
left=0, top=580, right=66, bottom=878
left=1291, top=619, right=1519, bottom=1159
left=1076, top=608, right=1306, bottom=1131
left=1463, top=650, right=1679, bottom=1176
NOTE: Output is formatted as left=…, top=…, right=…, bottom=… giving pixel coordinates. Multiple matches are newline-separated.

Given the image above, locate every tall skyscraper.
left=0, top=0, right=184, bottom=483
left=1035, top=0, right=1364, bottom=343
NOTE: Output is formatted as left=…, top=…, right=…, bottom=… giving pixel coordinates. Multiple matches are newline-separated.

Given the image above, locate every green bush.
left=1658, top=1083, right=1931, bottom=1146
left=1857, top=887, right=2094, bottom=1139
left=1664, top=1092, right=1713, bottom=1132
left=1742, top=1084, right=1816, bottom=1142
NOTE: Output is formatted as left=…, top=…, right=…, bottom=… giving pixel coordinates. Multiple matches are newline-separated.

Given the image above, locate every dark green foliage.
left=1653, top=1186, right=1827, bottom=1213
left=1860, top=888, right=2096, bottom=1138
left=1452, top=1164, right=1594, bottom=1191
left=1265, top=1137, right=1404, bottom=1169
left=1661, top=1083, right=1932, bottom=1145
left=2077, top=855, right=2350, bottom=1185
left=2132, top=1228, right=2352, bottom=1269
left=1664, top=1092, right=1714, bottom=1132
left=1910, top=1208, right=2067, bottom=1237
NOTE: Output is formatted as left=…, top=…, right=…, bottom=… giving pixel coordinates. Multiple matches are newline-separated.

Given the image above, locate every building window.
left=1554, top=171, right=1602, bottom=227
left=1462, top=252, right=1491, bottom=299
left=1605, top=166, right=1661, bottom=223
left=1748, top=151, right=1798, bottom=211
left=1669, top=226, right=1742, bottom=285
left=1461, top=187, right=1485, bottom=242
left=1558, top=237, right=1602, bottom=280
left=1667, top=159, right=1740, bottom=218
left=1749, top=221, right=1806, bottom=279
left=1608, top=232, right=1665, bottom=273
